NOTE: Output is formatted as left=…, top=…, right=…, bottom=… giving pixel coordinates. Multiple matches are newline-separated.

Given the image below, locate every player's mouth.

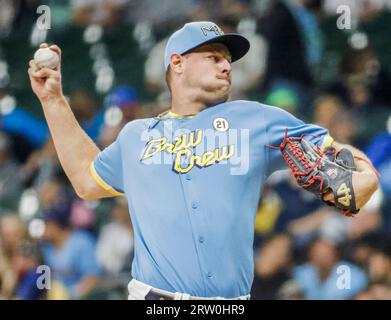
left=217, top=76, right=231, bottom=85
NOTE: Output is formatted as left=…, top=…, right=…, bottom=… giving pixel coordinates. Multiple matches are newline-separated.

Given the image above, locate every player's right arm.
left=28, top=43, right=114, bottom=200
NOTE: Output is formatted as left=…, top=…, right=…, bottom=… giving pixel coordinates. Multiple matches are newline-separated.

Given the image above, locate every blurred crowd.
left=0, top=0, right=391, bottom=300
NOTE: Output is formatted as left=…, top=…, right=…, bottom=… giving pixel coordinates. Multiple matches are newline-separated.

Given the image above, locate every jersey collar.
left=148, top=110, right=196, bottom=130
left=158, top=110, right=196, bottom=120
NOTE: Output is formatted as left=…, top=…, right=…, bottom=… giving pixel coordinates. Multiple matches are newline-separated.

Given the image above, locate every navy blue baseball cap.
left=104, top=86, right=138, bottom=109
left=164, top=21, right=250, bottom=70
left=43, top=189, right=74, bottom=228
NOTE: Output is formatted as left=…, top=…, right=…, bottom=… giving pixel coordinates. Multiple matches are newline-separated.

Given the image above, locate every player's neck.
left=170, top=97, right=206, bottom=116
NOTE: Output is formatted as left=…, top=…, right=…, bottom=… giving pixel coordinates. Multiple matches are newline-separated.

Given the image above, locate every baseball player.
left=28, top=21, right=379, bottom=300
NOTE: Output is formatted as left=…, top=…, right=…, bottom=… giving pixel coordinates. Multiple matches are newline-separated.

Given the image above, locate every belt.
left=145, top=289, right=216, bottom=300
left=128, top=279, right=250, bottom=300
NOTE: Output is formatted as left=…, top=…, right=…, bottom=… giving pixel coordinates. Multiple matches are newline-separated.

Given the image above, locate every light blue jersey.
left=91, top=100, right=333, bottom=298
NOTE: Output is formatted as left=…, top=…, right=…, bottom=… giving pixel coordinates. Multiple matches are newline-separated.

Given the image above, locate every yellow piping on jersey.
left=155, top=110, right=196, bottom=120
left=90, top=161, right=124, bottom=197
left=166, top=111, right=195, bottom=119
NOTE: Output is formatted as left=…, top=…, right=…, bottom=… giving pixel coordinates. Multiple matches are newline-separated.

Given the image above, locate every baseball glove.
left=277, top=131, right=359, bottom=217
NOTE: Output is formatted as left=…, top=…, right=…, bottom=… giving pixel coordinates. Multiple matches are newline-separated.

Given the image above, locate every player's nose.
left=221, top=58, right=232, bottom=75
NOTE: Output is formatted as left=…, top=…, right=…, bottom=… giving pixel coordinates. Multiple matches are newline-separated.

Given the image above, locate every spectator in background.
left=0, top=234, right=17, bottom=299
left=69, top=197, right=96, bottom=231
left=71, top=0, right=131, bottom=28
left=191, top=0, right=251, bottom=22
left=312, top=94, right=344, bottom=129
left=99, top=86, right=142, bottom=148
left=97, top=197, right=133, bottom=277
left=19, top=138, right=58, bottom=191
left=0, top=90, right=48, bottom=159
left=260, top=0, right=324, bottom=111
left=313, top=94, right=365, bottom=147
left=293, top=238, right=368, bottom=299
left=0, top=132, right=22, bottom=211
left=367, top=240, right=391, bottom=286
left=69, top=89, right=104, bottom=143
left=327, top=47, right=391, bottom=139
left=0, top=89, right=104, bottom=155
left=12, top=239, right=46, bottom=300
left=276, top=279, right=304, bottom=300
left=251, top=234, right=294, bottom=300
left=39, top=172, right=101, bottom=300
left=264, top=85, right=300, bottom=116
left=366, top=119, right=391, bottom=173
left=0, top=214, right=26, bottom=261
left=0, top=214, right=26, bottom=299
left=349, top=233, right=379, bottom=271
left=103, top=86, right=141, bottom=123
left=0, top=0, right=37, bottom=38
left=355, top=235, right=391, bottom=299
left=364, top=118, right=391, bottom=233
left=144, top=38, right=169, bottom=95
left=127, top=0, right=193, bottom=27
left=334, top=47, right=391, bottom=108
left=0, top=0, right=18, bottom=37
left=254, top=170, right=327, bottom=248
left=328, top=109, right=362, bottom=146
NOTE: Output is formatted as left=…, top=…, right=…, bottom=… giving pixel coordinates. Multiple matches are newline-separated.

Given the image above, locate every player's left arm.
left=323, top=140, right=379, bottom=209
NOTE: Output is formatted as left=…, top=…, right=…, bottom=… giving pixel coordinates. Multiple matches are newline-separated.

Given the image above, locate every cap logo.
left=200, top=25, right=224, bottom=37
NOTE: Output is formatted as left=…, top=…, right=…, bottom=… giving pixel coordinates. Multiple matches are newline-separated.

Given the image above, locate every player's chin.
left=213, top=82, right=230, bottom=95
left=217, top=86, right=231, bottom=101
left=202, top=83, right=230, bottom=103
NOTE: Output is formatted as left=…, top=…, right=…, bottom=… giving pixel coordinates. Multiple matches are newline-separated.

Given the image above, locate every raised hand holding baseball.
left=34, top=47, right=60, bottom=70
left=28, top=43, right=63, bottom=102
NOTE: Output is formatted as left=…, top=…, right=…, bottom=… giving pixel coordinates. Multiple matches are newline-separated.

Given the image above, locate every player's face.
left=182, top=43, right=232, bottom=104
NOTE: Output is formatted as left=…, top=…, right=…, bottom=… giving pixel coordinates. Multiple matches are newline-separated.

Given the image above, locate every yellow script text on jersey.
left=142, top=130, right=235, bottom=173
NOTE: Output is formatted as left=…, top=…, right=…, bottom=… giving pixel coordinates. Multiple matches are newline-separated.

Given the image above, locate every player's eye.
left=207, top=55, right=218, bottom=62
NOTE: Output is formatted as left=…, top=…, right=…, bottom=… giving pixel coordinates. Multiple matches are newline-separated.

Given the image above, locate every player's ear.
left=170, top=54, right=184, bottom=75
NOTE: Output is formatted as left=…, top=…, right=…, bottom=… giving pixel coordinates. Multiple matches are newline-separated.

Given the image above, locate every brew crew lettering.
left=142, top=130, right=235, bottom=173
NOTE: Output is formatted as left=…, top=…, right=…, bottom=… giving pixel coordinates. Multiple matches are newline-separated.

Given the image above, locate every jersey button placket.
left=191, top=201, right=198, bottom=210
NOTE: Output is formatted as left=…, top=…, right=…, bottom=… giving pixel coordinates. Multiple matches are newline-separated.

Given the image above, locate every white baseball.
left=33, top=47, right=60, bottom=70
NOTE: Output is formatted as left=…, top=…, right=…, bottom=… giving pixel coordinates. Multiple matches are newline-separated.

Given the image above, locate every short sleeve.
left=90, top=138, right=124, bottom=196
left=265, top=106, right=333, bottom=176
